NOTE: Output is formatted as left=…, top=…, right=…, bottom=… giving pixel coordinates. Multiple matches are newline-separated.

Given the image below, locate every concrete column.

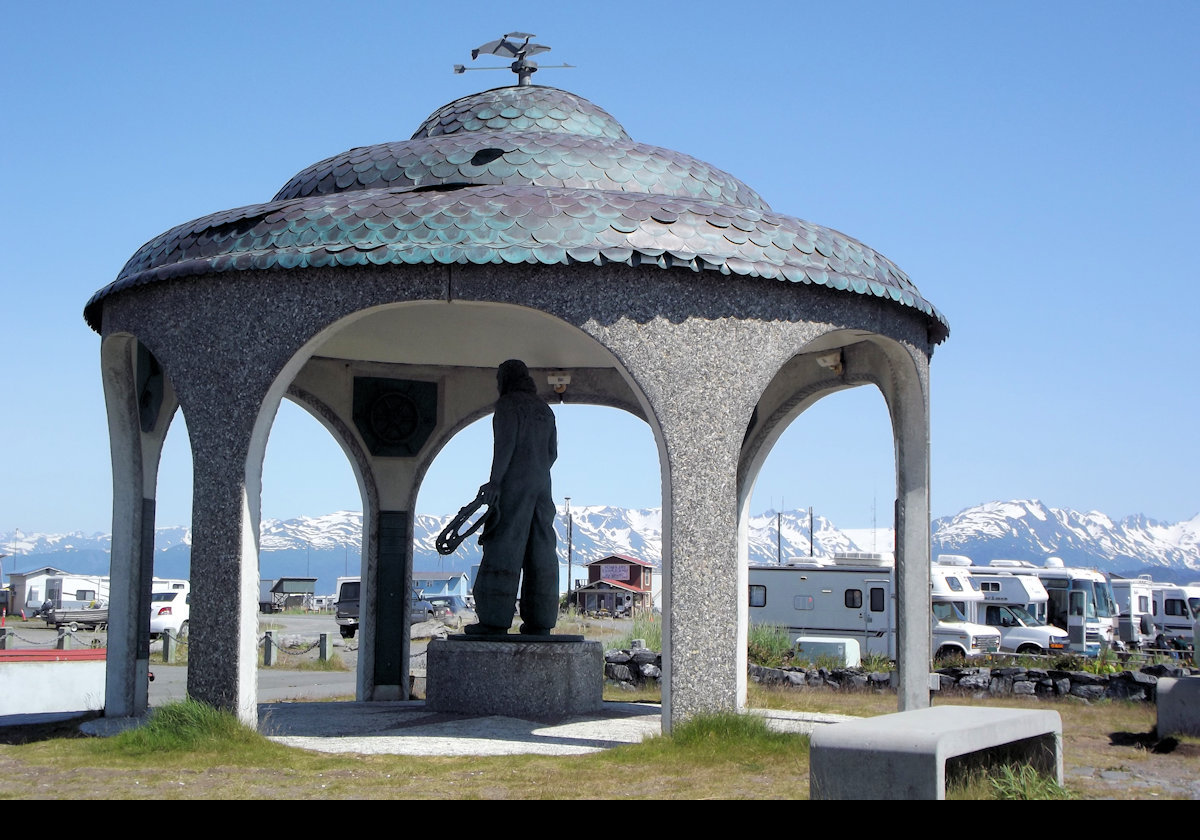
left=610, top=325, right=766, bottom=732
left=876, top=346, right=932, bottom=711
left=182, top=391, right=271, bottom=726
left=101, top=336, right=175, bottom=719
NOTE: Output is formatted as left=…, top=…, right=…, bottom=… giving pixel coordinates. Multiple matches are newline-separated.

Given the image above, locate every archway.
left=736, top=333, right=933, bottom=711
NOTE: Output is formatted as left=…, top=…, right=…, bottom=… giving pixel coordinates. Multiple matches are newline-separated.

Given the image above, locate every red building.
left=568, top=554, right=654, bottom=616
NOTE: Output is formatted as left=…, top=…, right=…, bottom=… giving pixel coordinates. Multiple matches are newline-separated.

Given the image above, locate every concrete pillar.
left=181, top=388, right=273, bottom=725
left=101, top=336, right=176, bottom=719
left=873, top=344, right=932, bottom=711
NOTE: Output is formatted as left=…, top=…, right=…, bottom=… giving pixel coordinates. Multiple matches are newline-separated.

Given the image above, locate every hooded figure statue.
left=466, top=359, right=559, bottom=635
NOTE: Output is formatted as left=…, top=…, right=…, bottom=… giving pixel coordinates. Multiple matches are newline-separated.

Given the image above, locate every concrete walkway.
left=77, top=701, right=850, bottom=757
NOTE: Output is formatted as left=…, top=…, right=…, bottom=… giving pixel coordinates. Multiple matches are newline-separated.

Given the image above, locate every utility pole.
left=565, top=497, right=573, bottom=606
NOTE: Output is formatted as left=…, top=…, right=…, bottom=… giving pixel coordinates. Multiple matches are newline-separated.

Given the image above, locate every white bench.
left=810, top=705, right=1062, bottom=799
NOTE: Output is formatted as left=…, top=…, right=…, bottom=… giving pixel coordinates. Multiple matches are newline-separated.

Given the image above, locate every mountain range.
left=4, top=499, right=1198, bottom=596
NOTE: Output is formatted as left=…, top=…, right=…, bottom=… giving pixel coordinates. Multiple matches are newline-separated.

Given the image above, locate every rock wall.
left=604, top=647, right=1198, bottom=703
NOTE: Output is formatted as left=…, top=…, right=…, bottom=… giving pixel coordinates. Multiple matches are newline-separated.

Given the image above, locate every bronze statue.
left=464, top=359, right=559, bottom=635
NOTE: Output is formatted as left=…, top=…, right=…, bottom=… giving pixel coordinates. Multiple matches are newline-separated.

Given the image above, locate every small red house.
left=569, top=554, right=654, bottom=616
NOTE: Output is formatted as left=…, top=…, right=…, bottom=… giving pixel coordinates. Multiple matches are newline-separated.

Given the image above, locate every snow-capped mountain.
left=5, top=500, right=1199, bottom=595
left=931, top=500, right=1200, bottom=579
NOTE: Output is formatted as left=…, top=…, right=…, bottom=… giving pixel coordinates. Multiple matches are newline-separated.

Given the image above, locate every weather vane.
left=454, top=32, right=574, bottom=86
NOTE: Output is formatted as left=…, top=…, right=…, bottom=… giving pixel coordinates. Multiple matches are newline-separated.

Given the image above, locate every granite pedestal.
left=427, top=636, right=603, bottom=719
left=1156, top=675, right=1200, bottom=737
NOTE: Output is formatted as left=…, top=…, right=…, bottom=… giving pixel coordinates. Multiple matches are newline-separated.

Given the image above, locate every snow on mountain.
left=6, top=501, right=1200, bottom=589
left=931, top=500, right=1200, bottom=577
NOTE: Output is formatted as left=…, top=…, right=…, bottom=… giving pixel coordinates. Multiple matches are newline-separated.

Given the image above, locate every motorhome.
left=748, top=553, right=1001, bottom=660
left=1110, top=575, right=1157, bottom=649
left=966, top=558, right=1116, bottom=655
left=1149, top=581, right=1200, bottom=645
left=935, top=556, right=1069, bottom=654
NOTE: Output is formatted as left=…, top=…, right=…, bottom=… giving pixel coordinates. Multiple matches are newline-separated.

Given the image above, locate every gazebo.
left=86, top=72, right=948, bottom=730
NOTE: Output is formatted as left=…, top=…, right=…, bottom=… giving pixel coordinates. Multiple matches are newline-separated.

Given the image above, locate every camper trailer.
left=748, top=553, right=1001, bottom=660
left=935, top=556, right=1068, bottom=654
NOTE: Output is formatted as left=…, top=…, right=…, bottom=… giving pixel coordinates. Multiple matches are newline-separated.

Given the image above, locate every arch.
left=232, top=297, right=670, bottom=708
left=735, top=330, right=932, bottom=711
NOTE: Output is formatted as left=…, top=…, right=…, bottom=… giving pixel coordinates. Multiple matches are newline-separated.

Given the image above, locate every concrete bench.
left=809, top=705, right=1062, bottom=799
left=1156, top=676, right=1200, bottom=737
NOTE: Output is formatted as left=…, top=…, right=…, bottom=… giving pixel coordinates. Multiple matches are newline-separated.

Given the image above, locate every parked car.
left=335, top=578, right=360, bottom=639
left=411, top=594, right=436, bottom=624
left=150, top=590, right=190, bottom=639
left=335, top=577, right=437, bottom=638
left=428, top=595, right=475, bottom=626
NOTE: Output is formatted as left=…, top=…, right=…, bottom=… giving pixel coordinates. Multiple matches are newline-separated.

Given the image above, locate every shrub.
left=748, top=624, right=794, bottom=669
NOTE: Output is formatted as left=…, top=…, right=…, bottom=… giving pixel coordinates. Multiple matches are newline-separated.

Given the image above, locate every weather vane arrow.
left=454, top=32, right=574, bottom=85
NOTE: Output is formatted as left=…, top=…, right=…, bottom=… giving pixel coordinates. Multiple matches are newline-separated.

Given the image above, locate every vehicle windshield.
left=151, top=592, right=177, bottom=603
left=1008, top=605, right=1043, bottom=626
left=1069, top=582, right=1098, bottom=619
left=1093, top=581, right=1116, bottom=619
left=1190, top=598, right=1200, bottom=620
left=932, top=601, right=967, bottom=623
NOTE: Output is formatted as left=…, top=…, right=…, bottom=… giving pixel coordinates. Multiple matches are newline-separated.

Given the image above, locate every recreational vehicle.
left=968, top=558, right=1116, bottom=655
left=935, top=556, right=1068, bottom=654
left=1149, top=581, right=1200, bottom=645
left=1110, top=576, right=1157, bottom=649
left=748, top=553, right=1001, bottom=661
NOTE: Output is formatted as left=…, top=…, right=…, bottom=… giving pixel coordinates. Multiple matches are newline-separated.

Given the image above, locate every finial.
left=454, top=32, right=574, bottom=86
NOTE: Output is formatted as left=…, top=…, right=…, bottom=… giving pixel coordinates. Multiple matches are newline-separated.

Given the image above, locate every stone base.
left=1157, top=676, right=1200, bottom=737
left=427, top=636, right=603, bottom=719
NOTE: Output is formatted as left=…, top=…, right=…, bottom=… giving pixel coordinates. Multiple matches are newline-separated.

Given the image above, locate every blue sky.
left=1, top=1, right=1196, bottom=536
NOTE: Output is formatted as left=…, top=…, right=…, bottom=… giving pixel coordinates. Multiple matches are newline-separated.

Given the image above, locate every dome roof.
left=86, top=85, right=948, bottom=342
left=411, top=86, right=629, bottom=140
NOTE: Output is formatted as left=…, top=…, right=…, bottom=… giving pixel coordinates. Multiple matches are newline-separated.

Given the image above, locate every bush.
left=748, top=624, right=794, bottom=669
left=611, top=611, right=662, bottom=651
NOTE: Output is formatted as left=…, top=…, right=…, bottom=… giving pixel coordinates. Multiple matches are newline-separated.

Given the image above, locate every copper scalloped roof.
left=86, top=85, right=948, bottom=342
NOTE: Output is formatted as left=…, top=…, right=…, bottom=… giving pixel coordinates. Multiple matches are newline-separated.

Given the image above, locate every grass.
left=747, top=624, right=793, bottom=668
left=607, top=611, right=663, bottom=652
left=0, top=689, right=1194, bottom=799
left=94, top=699, right=280, bottom=756
left=988, top=763, right=1075, bottom=800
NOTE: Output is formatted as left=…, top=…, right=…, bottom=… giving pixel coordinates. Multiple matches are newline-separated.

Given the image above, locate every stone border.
left=605, top=647, right=1200, bottom=704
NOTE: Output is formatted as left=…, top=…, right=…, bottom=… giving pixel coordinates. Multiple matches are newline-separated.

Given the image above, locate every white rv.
left=1110, top=575, right=1157, bottom=649
left=1148, top=581, right=1200, bottom=645
left=935, top=556, right=1069, bottom=654
left=748, top=553, right=1001, bottom=661
left=969, top=558, right=1116, bottom=655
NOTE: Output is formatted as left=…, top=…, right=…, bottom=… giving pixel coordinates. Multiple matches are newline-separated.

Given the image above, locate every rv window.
left=845, top=589, right=862, bottom=609
left=1166, top=599, right=1187, bottom=617
left=75, top=590, right=96, bottom=602
left=946, top=577, right=963, bottom=592
left=748, top=585, right=766, bottom=608
left=793, top=595, right=814, bottom=611
left=1138, top=596, right=1149, bottom=613
left=870, top=587, right=885, bottom=612
left=981, top=581, right=1000, bottom=592
left=1190, top=599, right=1200, bottom=620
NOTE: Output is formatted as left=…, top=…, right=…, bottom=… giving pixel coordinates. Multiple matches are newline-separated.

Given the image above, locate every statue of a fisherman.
left=465, top=359, right=559, bottom=635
